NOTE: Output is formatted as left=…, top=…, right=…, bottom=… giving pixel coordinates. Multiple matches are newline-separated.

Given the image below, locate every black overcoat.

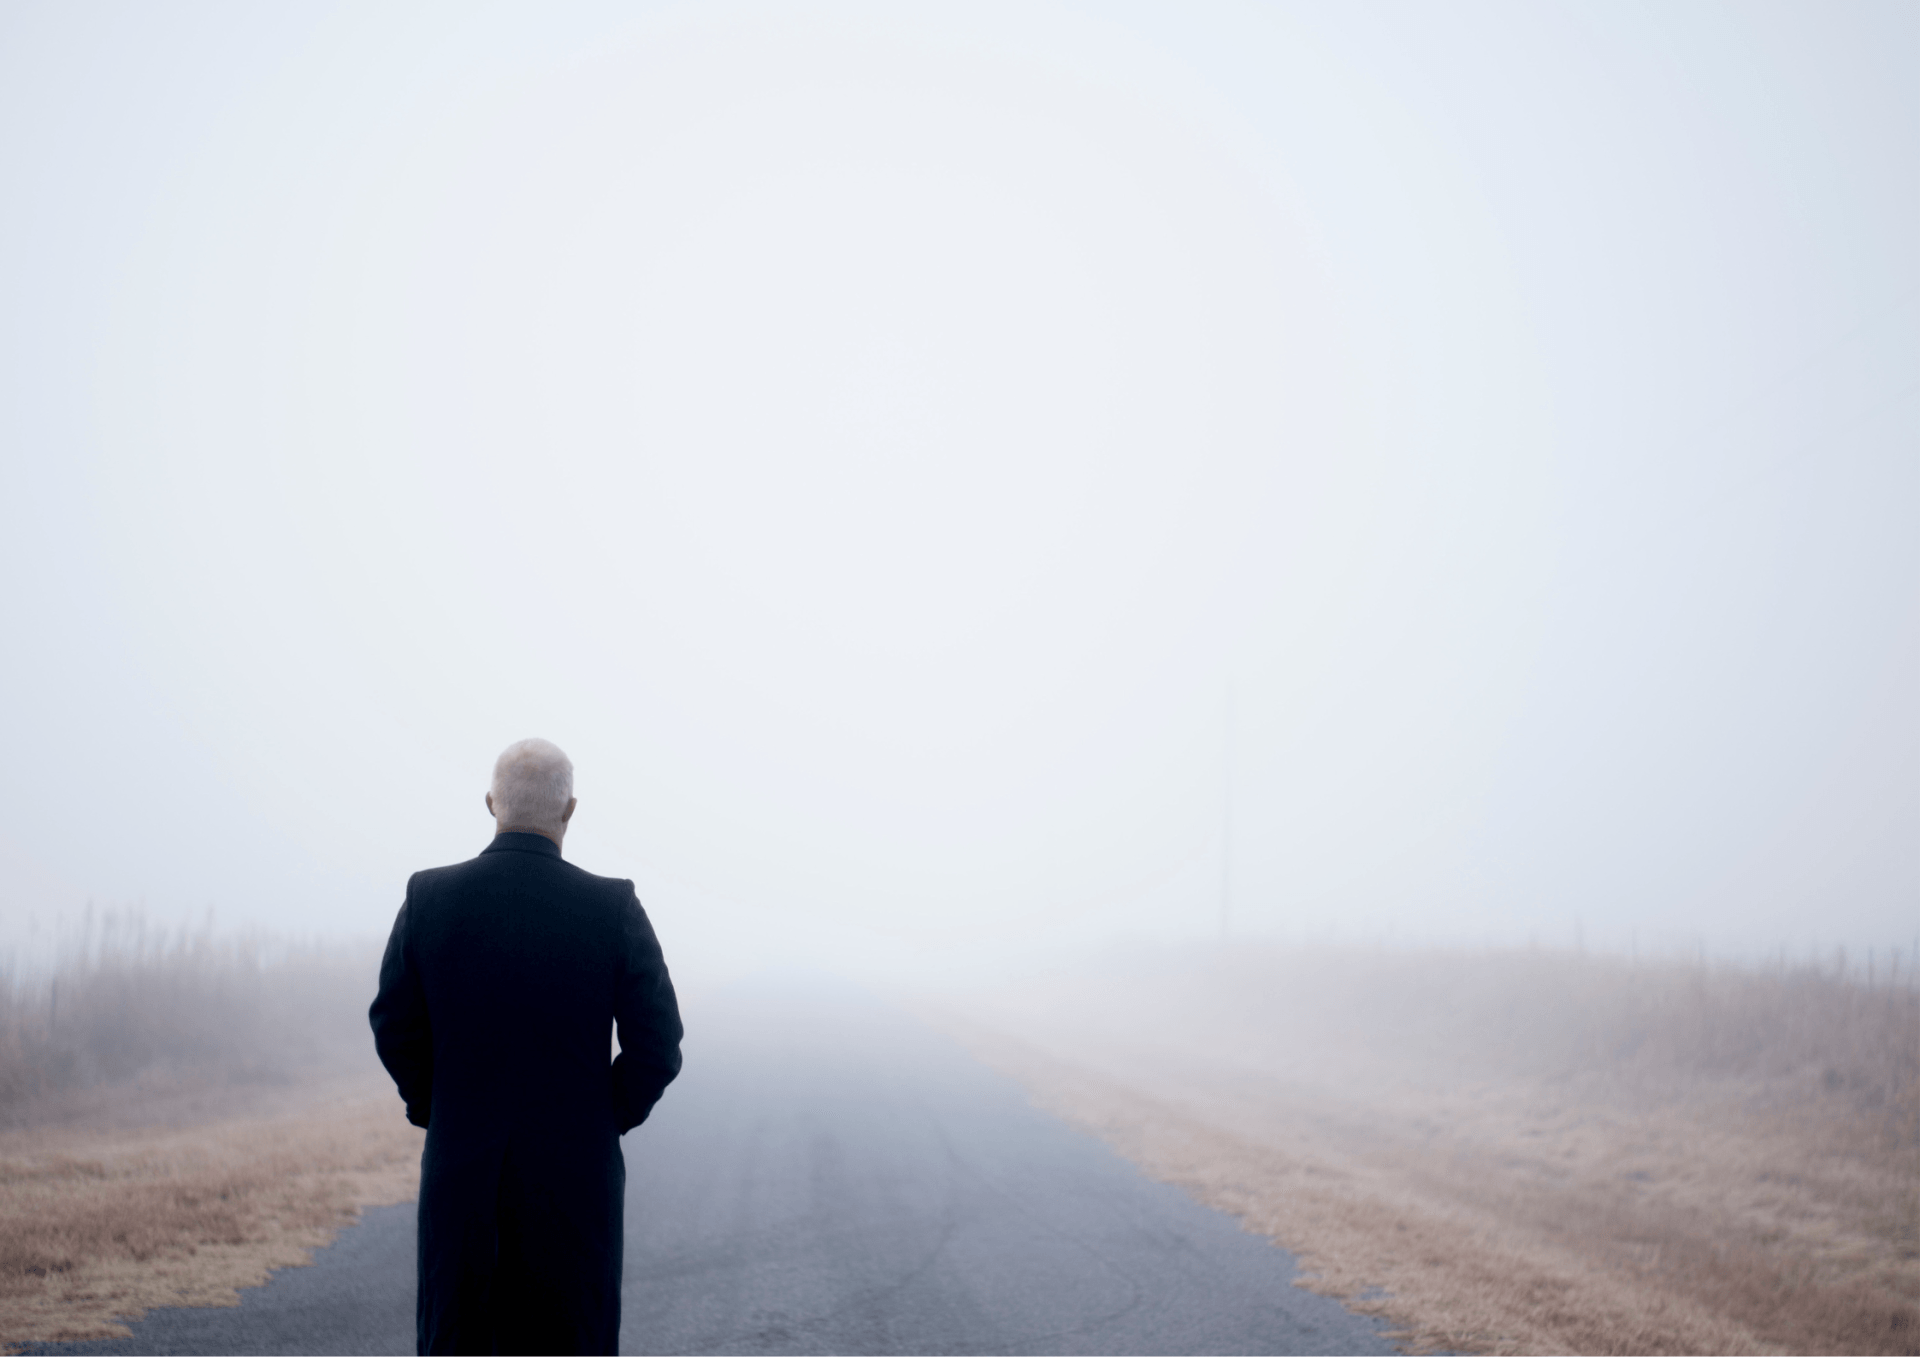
left=369, top=832, right=682, bottom=1356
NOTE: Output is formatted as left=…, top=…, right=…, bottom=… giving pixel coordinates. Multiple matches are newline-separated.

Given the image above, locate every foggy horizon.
left=3, top=1, right=1915, bottom=989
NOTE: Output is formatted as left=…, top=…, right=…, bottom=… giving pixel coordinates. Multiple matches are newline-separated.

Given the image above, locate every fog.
left=3, top=1, right=1914, bottom=986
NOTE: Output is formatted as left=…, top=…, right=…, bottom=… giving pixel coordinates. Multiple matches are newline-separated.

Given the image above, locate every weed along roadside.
left=935, top=945, right=1920, bottom=1356
left=4, top=931, right=1917, bottom=1354
left=0, top=918, right=419, bottom=1350
left=0, top=1084, right=422, bottom=1350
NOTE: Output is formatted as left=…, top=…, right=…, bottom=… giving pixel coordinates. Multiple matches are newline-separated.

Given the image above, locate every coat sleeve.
left=369, top=891, right=434, bottom=1128
left=611, top=887, right=683, bottom=1134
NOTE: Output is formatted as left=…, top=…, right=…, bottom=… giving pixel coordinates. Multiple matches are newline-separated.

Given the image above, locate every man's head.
left=486, top=738, right=577, bottom=845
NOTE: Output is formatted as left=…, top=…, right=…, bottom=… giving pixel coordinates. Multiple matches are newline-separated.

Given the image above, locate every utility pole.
left=1220, top=683, right=1234, bottom=943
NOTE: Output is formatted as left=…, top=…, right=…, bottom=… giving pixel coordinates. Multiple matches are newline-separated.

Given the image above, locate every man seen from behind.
left=370, top=738, right=683, bottom=1355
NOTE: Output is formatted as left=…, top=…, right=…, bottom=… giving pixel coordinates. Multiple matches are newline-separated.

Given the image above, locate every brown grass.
left=933, top=945, right=1920, bottom=1356
left=0, top=1076, right=422, bottom=1351
left=0, top=915, right=417, bottom=1351
left=8, top=927, right=1915, bottom=1353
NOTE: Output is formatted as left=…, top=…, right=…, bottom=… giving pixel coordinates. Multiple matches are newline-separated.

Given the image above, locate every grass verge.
left=937, top=945, right=1920, bottom=1355
left=0, top=1078, right=421, bottom=1352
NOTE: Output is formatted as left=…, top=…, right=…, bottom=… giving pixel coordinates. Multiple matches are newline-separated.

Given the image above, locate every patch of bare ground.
left=931, top=946, right=1920, bottom=1355
left=0, top=1075, right=422, bottom=1352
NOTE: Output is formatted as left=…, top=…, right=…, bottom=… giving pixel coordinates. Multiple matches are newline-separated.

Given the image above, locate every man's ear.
left=486, top=792, right=496, bottom=818
left=562, top=797, right=577, bottom=824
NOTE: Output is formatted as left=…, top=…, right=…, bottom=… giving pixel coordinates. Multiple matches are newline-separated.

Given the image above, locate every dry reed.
left=0, top=911, right=383, bottom=1129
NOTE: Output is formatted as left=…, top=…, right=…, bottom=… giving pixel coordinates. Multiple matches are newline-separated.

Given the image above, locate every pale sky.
left=3, top=1, right=1915, bottom=984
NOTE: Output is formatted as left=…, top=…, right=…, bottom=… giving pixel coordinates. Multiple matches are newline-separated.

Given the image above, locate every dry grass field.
left=0, top=916, right=420, bottom=1350
left=937, top=945, right=1920, bottom=1356
left=0, top=1079, right=422, bottom=1350
left=6, top=920, right=1914, bottom=1354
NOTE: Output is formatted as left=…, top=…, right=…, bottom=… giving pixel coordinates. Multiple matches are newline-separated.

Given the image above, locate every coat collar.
left=483, top=831, right=562, bottom=859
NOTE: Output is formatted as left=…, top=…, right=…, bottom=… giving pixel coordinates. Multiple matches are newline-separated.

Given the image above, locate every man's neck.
left=495, top=826, right=564, bottom=850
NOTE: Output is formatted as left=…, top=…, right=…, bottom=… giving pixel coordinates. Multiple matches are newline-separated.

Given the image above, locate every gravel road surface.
left=28, top=983, right=1395, bottom=1355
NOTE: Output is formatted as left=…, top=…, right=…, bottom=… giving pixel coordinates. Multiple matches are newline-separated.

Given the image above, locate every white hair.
left=490, top=738, right=574, bottom=833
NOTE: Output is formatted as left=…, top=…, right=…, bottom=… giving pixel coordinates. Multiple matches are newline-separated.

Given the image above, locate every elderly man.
left=370, top=738, right=683, bottom=1355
